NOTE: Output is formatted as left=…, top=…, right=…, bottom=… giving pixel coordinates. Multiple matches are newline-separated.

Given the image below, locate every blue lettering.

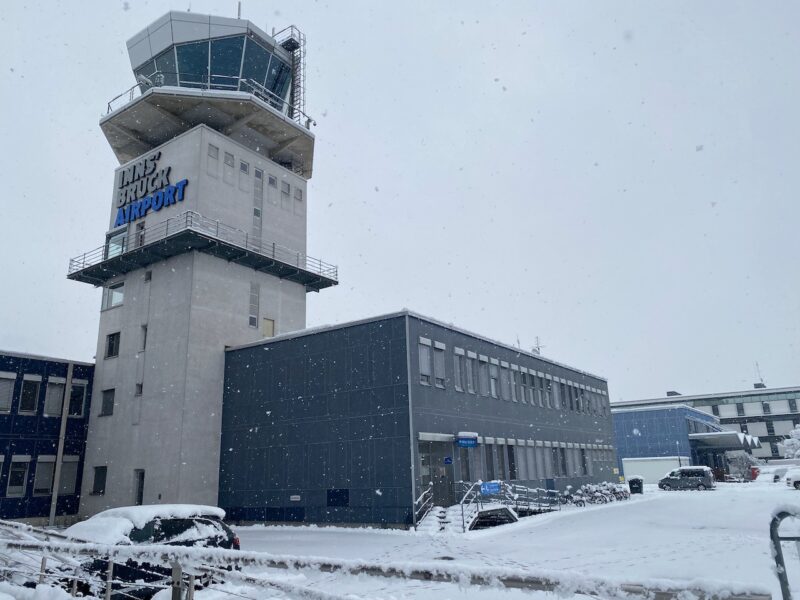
left=175, top=179, right=188, bottom=202
left=114, top=207, right=126, bottom=227
left=152, top=190, right=164, bottom=211
left=141, top=196, right=152, bottom=215
left=164, top=185, right=176, bottom=207
left=131, top=201, right=141, bottom=221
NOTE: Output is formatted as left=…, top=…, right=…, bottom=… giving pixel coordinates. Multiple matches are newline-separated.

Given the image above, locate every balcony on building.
left=67, top=211, right=338, bottom=292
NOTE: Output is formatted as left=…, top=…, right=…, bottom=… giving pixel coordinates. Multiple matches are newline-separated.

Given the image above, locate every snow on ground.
left=234, top=483, right=800, bottom=598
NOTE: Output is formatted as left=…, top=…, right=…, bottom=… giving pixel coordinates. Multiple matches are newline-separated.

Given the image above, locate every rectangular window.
left=736, top=403, right=745, bottom=416
left=59, top=460, right=78, bottom=495
left=68, top=383, right=86, bottom=417
left=766, top=421, right=775, bottom=436
left=791, top=399, right=798, bottom=413
left=7, top=461, right=29, bottom=497
left=763, top=402, right=772, bottom=415
left=140, top=324, right=148, bottom=352
left=100, top=389, right=115, bottom=417
left=33, top=460, right=55, bottom=495
left=105, top=332, right=121, bottom=358
left=465, top=356, right=477, bottom=394
left=105, top=229, right=127, bottom=259
left=207, top=144, right=219, bottom=177
left=489, top=364, right=499, bottom=398
left=453, top=353, right=464, bottom=392
left=478, top=359, right=489, bottom=396
left=134, top=469, right=145, bottom=505
left=224, top=152, right=234, bottom=167
left=507, top=446, right=517, bottom=479
left=144, top=270, right=152, bottom=282
left=92, top=466, right=107, bottom=495
left=19, top=378, right=40, bottom=413
left=262, top=317, right=275, bottom=338
left=418, top=343, right=432, bottom=385
left=580, top=449, right=588, bottom=476
left=433, top=346, right=446, bottom=388
left=546, top=381, right=554, bottom=409
left=44, top=380, right=65, bottom=417
left=293, top=187, right=304, bottom=216
left=102, top=282, right=124, bottom=310
left=240, top=161, right=249, bottom=174
left=740, top=422, right=749, bottom=434
left=268, top=174, right=278, bottom=187
left=711, top=404, right=719, bottom=416
left=499, top=366, right=511, bottom=400
left=771, top=442, right=780, bottom=457
left=0, top=373, right=13, bottom=413
left=280, top=181, right=291, bottom=210
left=135, top=222, right=145, bottom=247
left=249, top=282, right=259, bottom=328
left=135, top=383, right=143, bottom=396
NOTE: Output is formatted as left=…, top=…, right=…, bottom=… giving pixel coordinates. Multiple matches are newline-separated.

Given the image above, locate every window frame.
left=6, top=459, right=30, bottom=497
left=92, top=466, right=108, bottom=496
left=18, top=376, right=41, bottom=415
left=99, top=388, right=115, bottom=417
left=105, top=332, right=121, bottom=359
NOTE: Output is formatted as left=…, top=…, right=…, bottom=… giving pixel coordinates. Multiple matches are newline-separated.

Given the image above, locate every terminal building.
left=219, top=312, right=616, bottom=526
left=0, top=10, right=620, bottom=525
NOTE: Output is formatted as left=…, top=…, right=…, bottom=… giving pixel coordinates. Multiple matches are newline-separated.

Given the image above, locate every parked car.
left=658, top=466, right=716, bottom=491
left=785, top=469, right=800, bottom=489
left=62, top=504, right=239, bottom=599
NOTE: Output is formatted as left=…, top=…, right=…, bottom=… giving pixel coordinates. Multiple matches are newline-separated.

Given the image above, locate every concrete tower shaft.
left=69, top=11, right=337, bottom=515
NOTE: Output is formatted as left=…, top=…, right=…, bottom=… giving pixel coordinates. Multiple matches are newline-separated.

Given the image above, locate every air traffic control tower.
left=67, top=12, right=337, bottom=514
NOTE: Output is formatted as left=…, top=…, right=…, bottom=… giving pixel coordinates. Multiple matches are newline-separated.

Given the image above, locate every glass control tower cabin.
left=67, top=12, right=337, bottom=515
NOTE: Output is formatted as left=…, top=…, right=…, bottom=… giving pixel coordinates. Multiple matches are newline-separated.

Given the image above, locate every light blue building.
left=612, top=404, right=760, bottom=481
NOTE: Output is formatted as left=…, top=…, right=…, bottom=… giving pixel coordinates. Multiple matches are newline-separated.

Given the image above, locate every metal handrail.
left=67, top=210, right=338, bottom=282
left=771, top=508, right=800, bottom=599
left=106, top=71, right=316, bottom=129
left=413, top=482, right=434, bottom=529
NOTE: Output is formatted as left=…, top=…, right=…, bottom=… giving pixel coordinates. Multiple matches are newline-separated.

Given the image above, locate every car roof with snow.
left=63, top=504, right=226, bottom=545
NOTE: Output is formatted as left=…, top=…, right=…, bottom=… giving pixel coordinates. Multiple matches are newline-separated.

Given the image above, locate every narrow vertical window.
left=489, top=364, right=499, bottom=398
left=465, top=356, right=476, bottom=394
left=68, top=382, right=86, bottom=417
left=7, top=461, right=29, bottom=496
left=418, top=342, right=432, bottom=385
left=100, top=389, right=115, bottom=416
left=433, top=345, right=446, bottom=388
left=453, top=352, right=464, bottom=392
left=44, top=380, right=65, bottom=417
left=280, top=181, right=291, bottom=210
left=33, top=460, right=55, bottom=495
left=92, top=466, right=108, bottom=495
left=105, top=332, right=121, bottom=358
left=19, top=377, right=40, bottom=414
left=478, top=359, right=489, bottom=396
left=207, top=143, right=219, bottom=177
left=0, top=373, right=14, bottom=413
left=249, top=282, right=259, bottom=328
left=140, top=324, right=148, bottom=351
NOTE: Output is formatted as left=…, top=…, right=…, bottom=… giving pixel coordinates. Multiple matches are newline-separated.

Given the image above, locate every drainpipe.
left=49, top=362, right=73, bottom=526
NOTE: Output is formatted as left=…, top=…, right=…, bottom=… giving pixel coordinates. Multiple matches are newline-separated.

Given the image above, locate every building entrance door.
left=418, top=441, right=455, bottom=506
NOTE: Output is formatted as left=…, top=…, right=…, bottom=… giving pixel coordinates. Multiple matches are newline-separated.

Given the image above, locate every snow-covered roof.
left=613, top=385, right=800, bottom=407
left=227, top=309, right=608, bottom=383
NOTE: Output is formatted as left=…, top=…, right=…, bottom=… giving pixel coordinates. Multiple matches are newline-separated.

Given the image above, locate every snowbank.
left=94, top=504, right=225, bottom=529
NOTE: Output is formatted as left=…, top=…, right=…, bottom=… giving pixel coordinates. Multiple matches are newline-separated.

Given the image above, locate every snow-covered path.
left=236, top=484, right=798, bottom=597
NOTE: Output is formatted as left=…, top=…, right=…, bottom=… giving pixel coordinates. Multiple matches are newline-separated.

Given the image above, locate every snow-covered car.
left=785, top=469, right=800, bottom=489
left=63, top=504, right=239, bottom=599
left=657, top=466, right=715, bottom=491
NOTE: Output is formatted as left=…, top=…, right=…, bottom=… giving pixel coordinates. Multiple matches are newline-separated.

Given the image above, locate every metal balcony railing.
left=67, top=211, right=337, bottom=285
left=105, top=72, right=316, bottom=129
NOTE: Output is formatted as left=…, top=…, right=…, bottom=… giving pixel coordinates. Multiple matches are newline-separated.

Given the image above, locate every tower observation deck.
left=71, top=12, right=337, bottom=514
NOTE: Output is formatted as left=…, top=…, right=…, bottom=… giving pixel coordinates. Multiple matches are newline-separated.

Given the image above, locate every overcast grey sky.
left=0, top=1, right=797, bottom=401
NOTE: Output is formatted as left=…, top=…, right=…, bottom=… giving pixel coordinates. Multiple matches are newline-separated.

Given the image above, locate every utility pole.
left=49, top=362, right=73, bottom=526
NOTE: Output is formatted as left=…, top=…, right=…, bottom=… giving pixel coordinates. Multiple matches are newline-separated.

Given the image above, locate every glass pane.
left=59, top=462, right=78, bottom=495
left=210, top=36, right=244, bottom=88
left=34, top=461, right=54, bottom=494
left=44, top=382, right=65, bottom=416
left=20, top=381, right=38, bottom=412
left=69, top=384, right=86, bottom=416
left=106, top=231, right=127, bottom=258
left=241, top=38, right=269, bottom=93
left=176, top=41, right=209, bottom=87
left=154, top=48, right=177, bottom=86
left=134, top=60, right=156, bottom=83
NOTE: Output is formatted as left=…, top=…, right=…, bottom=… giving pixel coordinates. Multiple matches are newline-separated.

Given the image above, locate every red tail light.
left=233, top=536, right=240, bottom=550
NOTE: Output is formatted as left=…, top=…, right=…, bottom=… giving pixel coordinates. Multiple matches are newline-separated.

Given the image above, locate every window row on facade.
left=417, top=337, right=608, bottom=416
left=207, top=143, right=304, bottom=223
left=0, top=455, right=80, bottom=498
left=421, top=438, right=614, bottom=483
left=0, top=372, right=88, bottom=418
left=710, top=398, right=798, bottom=418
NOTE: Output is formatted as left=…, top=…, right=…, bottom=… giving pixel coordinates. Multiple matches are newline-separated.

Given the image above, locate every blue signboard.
left=443, top=456, right=453, bottom=465
left=456, top=437, right=478, bottom=448
left=480, top=481, right=501, bottom=495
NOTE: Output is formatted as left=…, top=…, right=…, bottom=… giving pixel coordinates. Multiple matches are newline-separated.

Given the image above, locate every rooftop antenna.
left=755, top=361, right=766, bottom=387
left=532, top=336, right=545, bottom=356
left=237, top=1, right=241, bottom=19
